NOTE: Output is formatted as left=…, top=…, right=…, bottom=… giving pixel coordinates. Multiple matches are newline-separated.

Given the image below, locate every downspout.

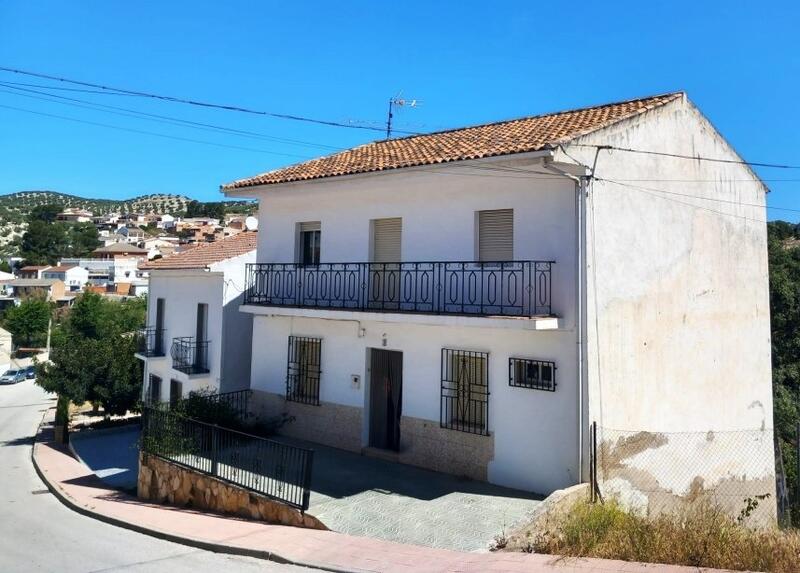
left=543, top=160, right=588, bottom=483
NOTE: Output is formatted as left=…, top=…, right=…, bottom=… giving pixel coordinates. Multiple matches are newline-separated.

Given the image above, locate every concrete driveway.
left=280, top=437, right=541, bottom=552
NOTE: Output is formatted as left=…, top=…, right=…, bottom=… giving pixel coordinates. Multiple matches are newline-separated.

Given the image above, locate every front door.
left=369, top=349, right=403, bottom=451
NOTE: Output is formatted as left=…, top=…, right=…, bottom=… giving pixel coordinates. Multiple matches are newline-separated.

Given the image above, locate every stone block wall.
left=138, top=453, right=326, bottom=530
left=251, top=390, right=362, bottom=452
left=251, top=390, right=494, bottom=481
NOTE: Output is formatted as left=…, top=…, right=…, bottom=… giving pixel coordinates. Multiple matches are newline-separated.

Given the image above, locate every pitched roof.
left=20, top=265, right=51, bottom=271
left=7, top=278, right=60, bottom=287
left=44, top=265, right=77, bottom=272
left=223, top=92, right=683, bottom=189
left=141, top=231, right=257, bottom=270
left=92, top=243, right=149, bottom=254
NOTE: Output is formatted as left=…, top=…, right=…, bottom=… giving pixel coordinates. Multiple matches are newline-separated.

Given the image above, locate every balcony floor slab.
left=240, top=304, right=564, bottom=331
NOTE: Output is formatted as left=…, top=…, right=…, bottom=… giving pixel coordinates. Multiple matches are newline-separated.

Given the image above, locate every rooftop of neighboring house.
left=19, top=265, right=51, bottom=272
left=6, top=278, right=61, bottom=288
left=141, top=231, right=257, bottom=270
left=222, top=92, right=684, bottom=190
left=44, top=264, right=78, bottom=273
left=91, top=243, right=150, bottom=255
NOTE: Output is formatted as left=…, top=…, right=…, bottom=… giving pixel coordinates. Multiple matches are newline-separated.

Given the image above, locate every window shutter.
left=299, top=221, right=321, bottom=233
left=478, top=209, right=513, bottom=261
left=372, top=218, right=402, bottom=262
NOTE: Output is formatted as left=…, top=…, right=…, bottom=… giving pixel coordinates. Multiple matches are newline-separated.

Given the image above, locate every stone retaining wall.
left=138, top=453, right=326, bottom=530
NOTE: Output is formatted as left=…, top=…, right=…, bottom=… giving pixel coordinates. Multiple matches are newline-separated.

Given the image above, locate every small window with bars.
left=286, top=336, right=322, bottom=405
left=148, top=375, right=162, bottom=404
left=169, top=379, right=183, bottom=406
left=509, top=357, right=556, bottom=391
left=440, top=349, right=489, bottom=435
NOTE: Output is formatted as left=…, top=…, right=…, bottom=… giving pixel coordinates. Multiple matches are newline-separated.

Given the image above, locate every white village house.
left=42, top=264, right=90, bottom=292
left=136, top=232, right=257, bottom=403
left=150, top=93, right=771, bottom=518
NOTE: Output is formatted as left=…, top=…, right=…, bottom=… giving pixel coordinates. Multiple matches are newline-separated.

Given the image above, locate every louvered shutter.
left=478, top=209, right=513, bottom=261
left=299, top=221, right=321, bottom=233
left=372, top=218, right=402, bottom=262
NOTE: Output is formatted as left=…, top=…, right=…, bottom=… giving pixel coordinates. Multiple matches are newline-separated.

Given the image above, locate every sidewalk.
left=32, top=408, right=738, bottom=573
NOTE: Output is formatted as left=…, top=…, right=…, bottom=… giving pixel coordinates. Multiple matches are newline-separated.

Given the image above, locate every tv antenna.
left=386, top=95, right=420, bottom=139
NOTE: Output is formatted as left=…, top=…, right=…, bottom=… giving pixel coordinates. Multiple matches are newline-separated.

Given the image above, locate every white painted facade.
left=225, top=95, right=775, bottom=513
left=42, top=266, right=90, bottom=291
left=138, top=250, right=256, bottom=403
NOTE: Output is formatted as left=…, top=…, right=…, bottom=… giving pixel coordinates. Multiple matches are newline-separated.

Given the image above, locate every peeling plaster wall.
left=559, top=95, right=776, bottom=515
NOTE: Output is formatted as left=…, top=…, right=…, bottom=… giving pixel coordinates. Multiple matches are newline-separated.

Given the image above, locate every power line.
left=0, top=65, right=418, bottom=135
left=568, top=143, right=800, bottom=170
left=0, top=82, right=342, bottom=151
left=0, top=102, right=313, bottom=158
left=598, top=178, right=800, bottom=214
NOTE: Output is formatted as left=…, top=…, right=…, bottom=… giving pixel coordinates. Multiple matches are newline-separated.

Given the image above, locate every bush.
left=522, top=499, right=800, bottom=572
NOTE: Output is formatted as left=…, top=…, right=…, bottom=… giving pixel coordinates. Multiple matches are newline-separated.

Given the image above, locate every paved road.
left=0, top=380, right=310, bottom=573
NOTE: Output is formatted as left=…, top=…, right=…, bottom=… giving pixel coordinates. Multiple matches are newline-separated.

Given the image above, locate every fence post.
left=211, top=424, right=219, bottom=476
left=301, top=449, right=314, bottom=512
left=589, top=422, right=596, bottom=503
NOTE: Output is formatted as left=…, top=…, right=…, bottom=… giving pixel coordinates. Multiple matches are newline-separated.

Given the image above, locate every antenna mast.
left=386, top=96, right=420, bottom=139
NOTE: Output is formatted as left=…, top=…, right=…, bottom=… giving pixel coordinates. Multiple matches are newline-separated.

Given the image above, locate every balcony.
left=244, top=261, right=553, bottom=318
left=136, top=327, right=165, bottom=357
left=171, top=337, right=210, bottom=375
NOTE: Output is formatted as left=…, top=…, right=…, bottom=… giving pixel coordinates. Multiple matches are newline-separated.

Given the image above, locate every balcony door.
left=195, top=303, right=207, bottom=370
left=369, top=218, right=402, bottom=310
left=369, top=349, right=403, bottom=451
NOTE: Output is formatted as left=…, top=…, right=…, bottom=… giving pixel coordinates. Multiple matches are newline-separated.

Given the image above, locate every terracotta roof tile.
left=44, top=265, right=77, bottom=272
left=141, top=231, right=257, bottom=270
left=223, top=93, right=683, bottom=189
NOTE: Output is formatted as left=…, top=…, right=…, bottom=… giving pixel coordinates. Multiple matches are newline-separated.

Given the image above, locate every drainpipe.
left=543, top=160, right=588, bottom=483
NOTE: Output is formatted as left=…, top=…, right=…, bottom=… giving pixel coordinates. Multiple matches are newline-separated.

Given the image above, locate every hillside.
left=0, top=191, right=256, bottom=256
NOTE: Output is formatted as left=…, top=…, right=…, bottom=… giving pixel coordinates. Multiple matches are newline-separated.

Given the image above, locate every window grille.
left=286, top=336, right=322, bottom=405
left=509, top=357, right=556, bottom=391
left=169, top=379, right=183, bottom=406
left=440, top=349, right=489, bottom=435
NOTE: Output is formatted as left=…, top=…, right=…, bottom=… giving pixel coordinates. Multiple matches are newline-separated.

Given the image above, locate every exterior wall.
left=250, top=314, right=579, bottom=494
left=142, top=270, right=224, bottom=400
left=254, top=160, right=577, bottom=326
left=211, top=251, right=256, bottom=391
left=559, top=95, right=775, bottom=514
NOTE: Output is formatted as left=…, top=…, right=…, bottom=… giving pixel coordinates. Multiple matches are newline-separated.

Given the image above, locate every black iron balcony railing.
left=244, top=261, right=553, bottom=318
left=171, top=337, right=210, bottom=375
left=137, top=326, right=165, bottom=357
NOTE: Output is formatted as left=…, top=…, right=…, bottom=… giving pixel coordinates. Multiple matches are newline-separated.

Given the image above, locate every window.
left=286, top=336, right=322, bottom=405
left=169, top=379, right=183, bottom=406
left=477, top=209, right=513, bottom=262
left=440, top=349, right=489, bottom=435
left=509, top=358, right=556, bottom=391
left=148, top=375, right=162, bottom=404
left=297, top=222, right=321, bottom=265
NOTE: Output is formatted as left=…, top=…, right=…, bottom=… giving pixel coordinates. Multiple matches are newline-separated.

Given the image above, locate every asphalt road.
left=0, top=380, right=311, bottom=573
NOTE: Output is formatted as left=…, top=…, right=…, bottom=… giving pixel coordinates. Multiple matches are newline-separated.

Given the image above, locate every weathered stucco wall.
left=559, top=94, right=775, bottom=516
left=138, top=452, right=325, bottom=529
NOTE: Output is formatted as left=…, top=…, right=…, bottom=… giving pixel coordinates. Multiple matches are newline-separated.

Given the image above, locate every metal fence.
left=137, top=327, right=165, bottom=357
left=589, top=422, right=777, bottom=524
left=244, top=260, right=554, bottom=317
left=141, top=406, right=314, bottom=510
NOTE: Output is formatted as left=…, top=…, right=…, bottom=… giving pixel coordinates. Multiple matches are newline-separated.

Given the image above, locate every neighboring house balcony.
left=136, top=326, right=166, bottom=358
left=170, top=337, right=210, bottom=375
left=243, top=260, right=554, bottom=321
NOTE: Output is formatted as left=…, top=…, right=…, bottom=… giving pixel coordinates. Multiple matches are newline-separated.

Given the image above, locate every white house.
left=220, top=93, right=775, bottom=518
left=42, top=264, right=89, bottom=292
left=136, top=231, right=257, bottom=404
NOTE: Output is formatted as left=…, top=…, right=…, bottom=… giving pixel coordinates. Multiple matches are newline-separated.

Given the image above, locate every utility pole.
left=385, top=96, right=420, bottom=139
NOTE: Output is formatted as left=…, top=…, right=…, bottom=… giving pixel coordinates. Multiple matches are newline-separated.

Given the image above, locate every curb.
left=31, top=408, right=359, bottom=573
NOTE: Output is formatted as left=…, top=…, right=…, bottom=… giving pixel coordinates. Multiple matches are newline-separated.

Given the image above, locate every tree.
left=68, top=222, right=101, bottom=256
left=2, top=297, right=52, bottom=347
left=36, top=293, right=146, bottom=416
left=0, top=260, right=11, bottom=273
left=19, top=220, right=70, bottom=265
left=29, top=204, right=62, bottom=223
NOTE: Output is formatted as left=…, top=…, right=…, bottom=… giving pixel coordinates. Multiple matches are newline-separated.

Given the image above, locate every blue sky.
left=1, top=1, right=798, bottom=220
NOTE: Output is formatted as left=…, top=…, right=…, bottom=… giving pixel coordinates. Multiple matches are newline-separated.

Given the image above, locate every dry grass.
left=511, top=500, right=800, bottom=573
